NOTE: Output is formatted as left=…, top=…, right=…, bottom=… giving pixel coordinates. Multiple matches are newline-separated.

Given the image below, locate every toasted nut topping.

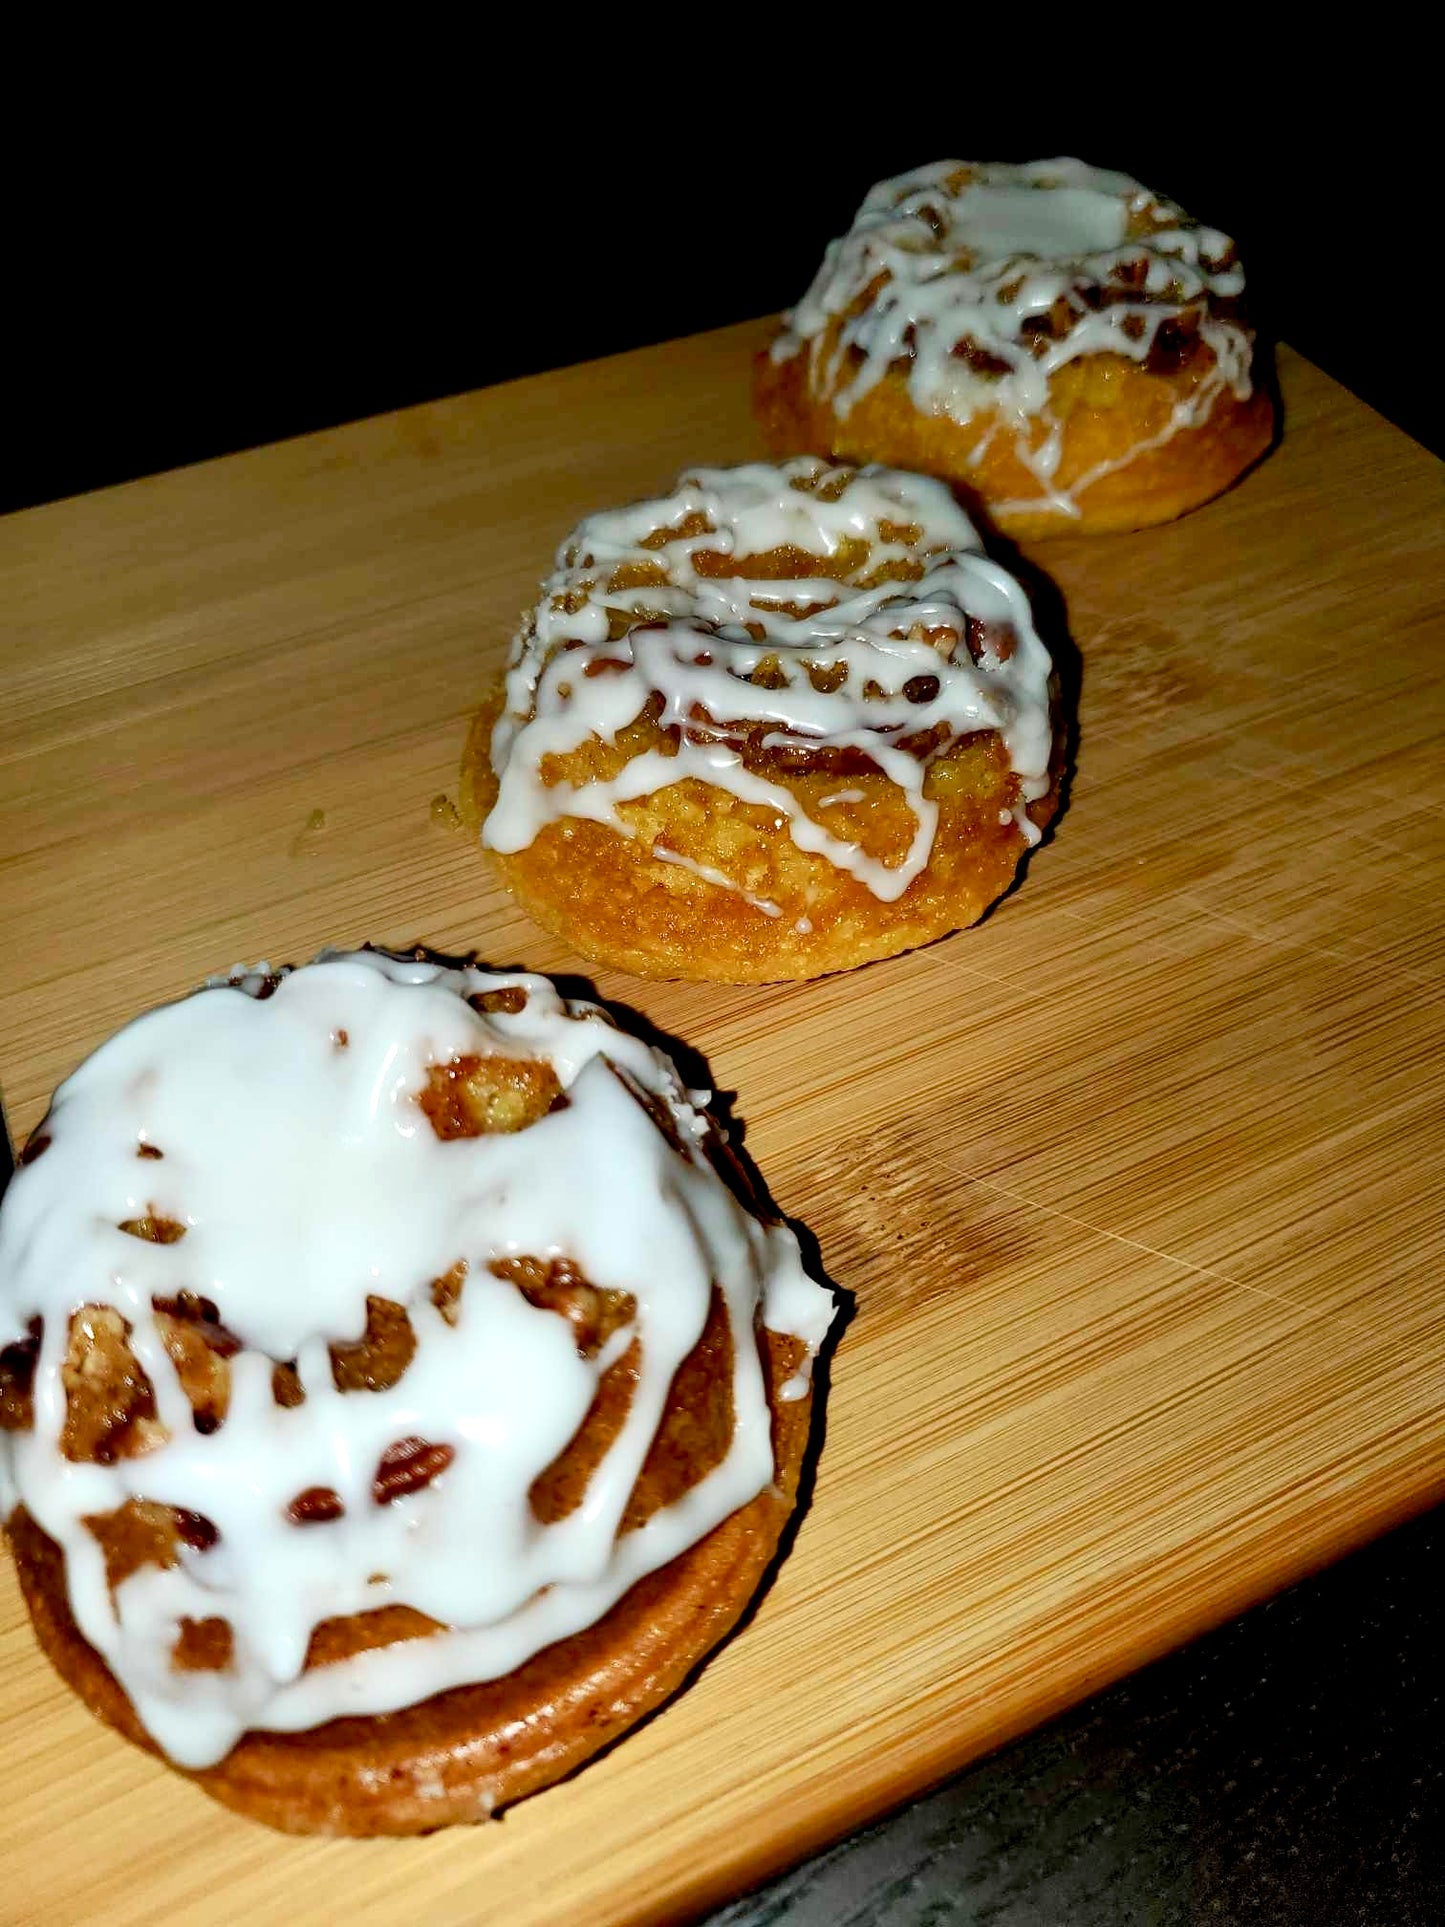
left=491, top=1254, right=635, bottom=1359
left=118, top=1214, right=187, bottom=1245
left=329, top=1296, right=416, bottom=1394
left=174, top=1508, right=220, bottom=1551
left=271, top=1361, right=305, bottom=1408
left=429, top=1260, right=468, bottom=1326
left=373, top=1437, right=456, bottom=1505
left=468, top=986, right=527, bottom=1016
left=287, top=1486, right=345, bottom=1526
left=60, top=1306, right=164, bottom=1463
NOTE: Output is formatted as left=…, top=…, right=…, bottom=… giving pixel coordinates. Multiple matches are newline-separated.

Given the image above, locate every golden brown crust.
left=7, top=1327, right=813, bottom=1835
left=754, top=337, right=1275, bottom=538
left=461, top=692, right=1060, bottom=984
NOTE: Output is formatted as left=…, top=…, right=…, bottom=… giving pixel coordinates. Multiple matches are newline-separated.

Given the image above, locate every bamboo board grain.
left=1, top=319, right=1443, bottom=1925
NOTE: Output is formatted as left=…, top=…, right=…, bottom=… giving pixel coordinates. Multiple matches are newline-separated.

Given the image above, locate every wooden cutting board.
left=1, top=320, right=1443, bottom=1925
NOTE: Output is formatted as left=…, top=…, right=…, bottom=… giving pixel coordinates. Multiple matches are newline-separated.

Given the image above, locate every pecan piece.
left=429, top=1260, right=468, bottom=1327
left=271, top=1360, right=305, bottom=1408
left=373, top=1437, right=456, bottom=1505
left=118, top=1213, right=186, bottom=1244
left=287, top=1486, right=345, bottom=1525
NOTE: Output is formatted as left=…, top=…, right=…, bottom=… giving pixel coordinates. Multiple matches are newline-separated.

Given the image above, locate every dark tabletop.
left=707, top=1507, right=1445, bottom=1925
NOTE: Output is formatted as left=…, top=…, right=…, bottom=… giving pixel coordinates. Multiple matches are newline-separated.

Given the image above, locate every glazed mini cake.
left=463, top=456, right=1060, bottom=981
left=0, top=948, right=833, bottom=1834
left=756, top=158, right=1274, bottom=536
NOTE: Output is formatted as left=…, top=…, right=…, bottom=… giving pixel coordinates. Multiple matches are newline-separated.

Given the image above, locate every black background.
left=9, top=104, right=1440, bottom=518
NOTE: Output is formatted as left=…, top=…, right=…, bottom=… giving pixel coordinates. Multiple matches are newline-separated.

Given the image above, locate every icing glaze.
left=0, top=949, right=833, bottom=1768
left=772, top=159, right=1256, bottom=521
left=483, top=458, right=1055, bottom=903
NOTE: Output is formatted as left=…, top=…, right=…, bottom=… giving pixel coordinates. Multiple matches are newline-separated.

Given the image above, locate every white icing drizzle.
left=649, top=842, right=782, bottom=919
left=0, top=949, right=833, bottom=1768
left=483, top=458, right=1055, bottom=903
left=773, top=159, right=1256, bottom=521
